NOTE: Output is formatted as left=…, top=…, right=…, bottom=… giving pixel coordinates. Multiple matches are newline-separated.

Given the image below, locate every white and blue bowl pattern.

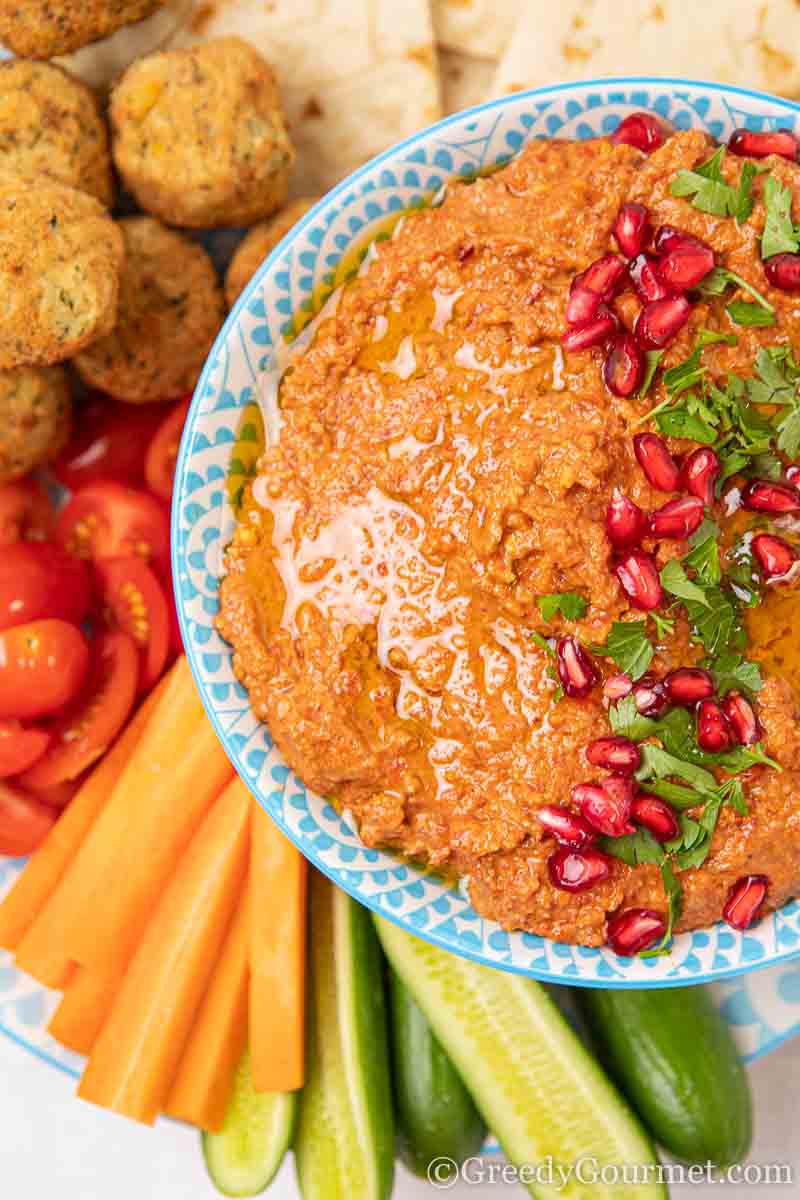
left=172, top=79, right=800, bottom=990
left=3, top=76, right=800, bottom=1081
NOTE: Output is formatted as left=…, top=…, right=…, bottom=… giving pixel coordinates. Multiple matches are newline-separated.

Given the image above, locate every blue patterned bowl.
left=174, top=77, right=800, bottom=990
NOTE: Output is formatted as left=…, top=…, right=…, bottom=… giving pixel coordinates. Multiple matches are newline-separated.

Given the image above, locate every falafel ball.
left=0, top=1, right=165, bottom=60
left=0, top=174, right=123, bottom=370
left=111, top=37, right=294, bottom=229
left=0, top=363, right=71, bottom=483
left=74, top=216, right=225, bottom=403
left=225, top=198, right=320, bottom=309
left=0, top=61, right=114, bottom=206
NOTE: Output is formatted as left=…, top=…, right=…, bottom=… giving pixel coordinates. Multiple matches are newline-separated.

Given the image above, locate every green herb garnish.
left=537, top=592, right=588, bottom=622
left=761, top=175, right=800, bottom=259
left=670, top=147, right=762, bottom=222
left=726, top=301, right=776, bottom=328
left=592, top=620, right=654, bottom=681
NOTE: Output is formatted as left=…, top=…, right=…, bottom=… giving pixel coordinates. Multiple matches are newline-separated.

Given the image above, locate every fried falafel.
left=0, top=363, right=71, bottom=482
left=0, top=1, right=165, bottom=60
left=111, top=37, right=294, bottom=229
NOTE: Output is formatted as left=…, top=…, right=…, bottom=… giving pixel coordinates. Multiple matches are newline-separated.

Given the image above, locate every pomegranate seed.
left=573, top=777, right=634, bottom=838
left=648, top=495, right=705, bottom=539
left=536, top=804, right=598, bottom=849
left=628, top=253, right=670, bottom=303
left=728, top=128, right=798, bottom=161
left=577, top=254, right=629, bottom=300
left=764, top=253, right=800, bottom=292
left=634, top=296, right=692, bottom=350
left=741, top=479, right=800, bottom=514
left=586, top=735, right=641, bottom=774
left=654, top=224, right=683, bottom=255
left=697, top=698, right=733, bottom=753
left=614, top=203, right=651, bottom=258
left=631, top=793, right=680, bottom=842
left=633, top=677, right=669, bottom=717
left=615, top=549, right=664, bottom=611
left=556, top=637, right=599, bottom=699
left=680, top=446, right=721, bottom=506
left=611, top=112, right=668, bottom=154
left=664, top=667, right=715, bottom=705
left=548, top=845, right=612, bottom=893
left=604, top=333, right=644, bottom=397
left=634, top=433, right=681, bottom=491
left=722, top=691, right=763, bottom=746
left=786, top=465, right=800, bottom=486
left=606, top=490, right=647, bottom=548
left=752, top=533, right=798, bottom=579
left=565, top=284, right=603, bottom=327
left=604, top=672, right=633, bottom=701
left=607, top=907, right=667, bottom=955
left=723, top=875, right=769, bottom=930
left=562, top=310, right=618, bottom=352
left=658, top=239, right=715, bottom=291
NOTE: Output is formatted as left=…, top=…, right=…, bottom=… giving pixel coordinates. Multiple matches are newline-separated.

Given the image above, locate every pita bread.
left=432, top=0, right=519, bottom=61
left=440, top=49, right=494, bottom=115
left=171, top=0, right=442, bottom=195
left=494, top=0, right=800, bottom=99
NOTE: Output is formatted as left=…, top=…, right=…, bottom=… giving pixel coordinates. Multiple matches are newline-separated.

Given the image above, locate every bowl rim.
left=173, top=76, right=800, bottom=988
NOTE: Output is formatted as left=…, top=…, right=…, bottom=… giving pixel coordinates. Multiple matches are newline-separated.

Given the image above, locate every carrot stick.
left=48, top=959, right=125, bottom=1056
left=47, top=656, right=233, bottom=973
left=164, top=874, right=251, bottom=1131
left=77, top=775, right=251, bottom=1125
left=5, top=673, right=171, bottom=969
left=249, top=805, right=307, bottom=1093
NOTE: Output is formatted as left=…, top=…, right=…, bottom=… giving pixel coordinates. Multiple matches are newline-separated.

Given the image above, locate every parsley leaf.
left=709, top=651, right=763, bottom=696
left=761, top=175, right=800, bottom=259
left=608, top=695, right=658, bottom=742
left=600, top=827, right=664, bottom=867
left=593, top=620, right=654, bottom=681
left=684, top=586, right=744, bottom=657
left=639, top=350, right=664, bottom=398
left=660, top=559, right=710, bottom=608
left=727, top=301, right=776, bottom=328
left=528, top=631, right=564, bottom=702
left=647, top=778, right=706, bottom=809
left=636, top=744, right=717, bottom=792
left=642, top=859, right=683, bottom=957
left=650, top=612, right=675, bottom=641
left=538, top=592, right=588, bottom=622
left=670, top=146, right=760, bottom=222
left=694, top=267, right=774, bottom=314
left=684, top=531, right=721, bottom=586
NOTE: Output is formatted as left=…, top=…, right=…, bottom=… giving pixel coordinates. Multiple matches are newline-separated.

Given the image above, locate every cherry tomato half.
left=0, top=782, right=56, bottom=856
left=52, top=393, right=169, bottom=491
left=0, top=542, right=93, bottom=632
left=0, top=720, right=50, bottom=779
left=144, top=398, right=190, bottom=502
left=22, top=776, right=81, bottom=809
left=95, top=557, right=169, bottom=692
left=0, top=480, right=54, bottom=547
left=19, top=631, right=138, bottom=789
left=0, top=619, right=90, bottom=721
left=56, top=482, right=170, bottom=576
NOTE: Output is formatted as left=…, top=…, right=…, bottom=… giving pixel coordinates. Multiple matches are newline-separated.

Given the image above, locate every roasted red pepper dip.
left=219, top=112, right=800, bottom=956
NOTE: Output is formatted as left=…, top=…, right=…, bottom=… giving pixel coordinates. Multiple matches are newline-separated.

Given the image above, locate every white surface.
left=2, top=1032, right=797, bottom=1197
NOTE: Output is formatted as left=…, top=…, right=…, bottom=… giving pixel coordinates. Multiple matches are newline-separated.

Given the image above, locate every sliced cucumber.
left=390, top=968, right=486, bottom=1178
left=294, top=874, right=394, bottom=1200
left=375, top=917, right=666, bottom=1200
left=579, top=986, right=752, bottom=1167
left=202, top=1048, right=297, bottom=1197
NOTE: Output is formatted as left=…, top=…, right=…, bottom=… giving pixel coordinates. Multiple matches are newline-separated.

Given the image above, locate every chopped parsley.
left=670, top=147, right=763, bottom=223
left=527, top=630, right=564, bottom=702
left=592, top=620, right=653, bottom=680
left=537, top=592, right=588, bottom=622
left=660, top=558, right=710, bottom=608
left=727, top=300, right=776, bottom=328
left=693, top=267, right=774, bottom=317
left=638, top=350, right=664, bottom=399
left=761, top=175, right=800, bottom=259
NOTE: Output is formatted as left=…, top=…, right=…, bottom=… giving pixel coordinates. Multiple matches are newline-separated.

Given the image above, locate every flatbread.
left=432, top=0, right=520, bottom=61
left=171, top=0, right=442, bottom=195
left=440, top=49, right=494, bottom=115
left=493, top=0, right=800, bottom=99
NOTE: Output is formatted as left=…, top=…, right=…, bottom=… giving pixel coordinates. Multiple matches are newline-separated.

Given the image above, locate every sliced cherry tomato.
left=19, top=631, right=138, bottom=789
left=0, top=782, right=56, bottom=856
left=0, top=480, right=55, bottom=547
left=56, top=482, right=170, bottom=576
left=144, top=398, right=190, bottom=502
left=0, top=720, right=51, bottom=779
left=0, top=542, right=93, bottom=632
left=0, top=620, right=90, bottom=721
left=52, top=393, right=168, bottom=490
left=166, top=578, right=183, bottom=660
left=22, top=776, right=82, bottom=809
left=95, top=557, right=169, bottom=691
